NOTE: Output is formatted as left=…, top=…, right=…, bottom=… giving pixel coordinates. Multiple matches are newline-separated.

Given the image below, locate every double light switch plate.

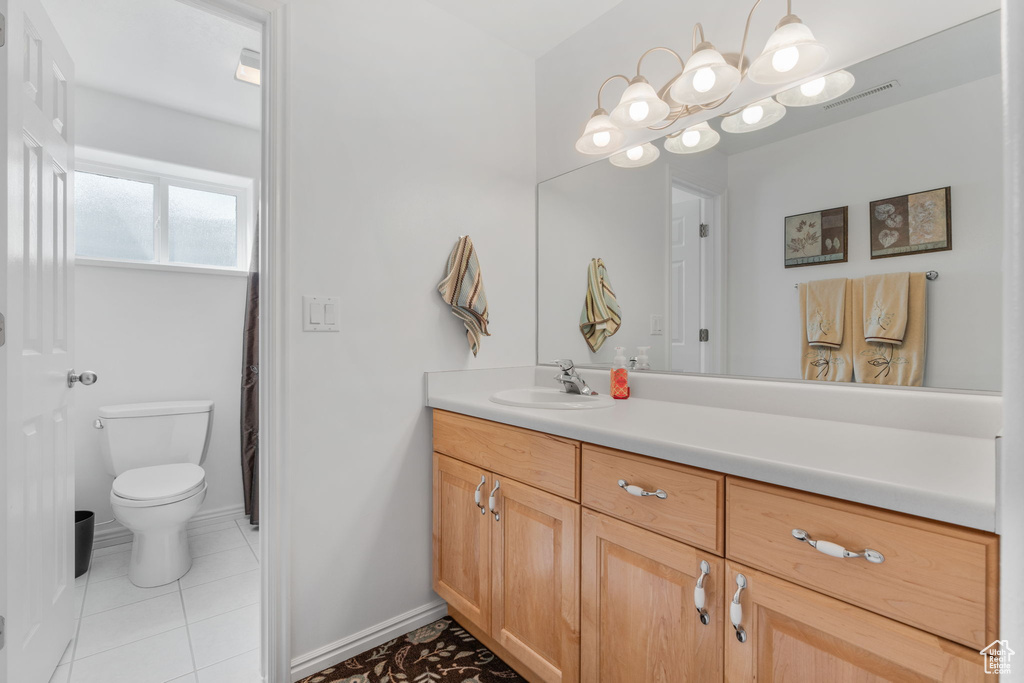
left=303, top=296, right=340, bottom=332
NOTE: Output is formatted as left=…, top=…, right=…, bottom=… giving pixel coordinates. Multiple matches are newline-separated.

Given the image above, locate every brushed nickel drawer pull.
left=617, top=479, right=667, bottom=499
left=731, top=573, right=747, bottom=643
left=474, top=475, right=487, bottom=515
left=488, top=480, right=501, bottom=522
left=694, top=560, right=711, bottom=626
left=792, top=529, right=885, bottom=564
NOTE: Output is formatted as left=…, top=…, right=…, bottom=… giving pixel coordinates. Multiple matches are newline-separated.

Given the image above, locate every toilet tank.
left=97, top=401, right=214, bottom=476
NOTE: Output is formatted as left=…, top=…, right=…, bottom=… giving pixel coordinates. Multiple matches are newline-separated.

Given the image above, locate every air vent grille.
left=823, top=80, right=899, bottom=111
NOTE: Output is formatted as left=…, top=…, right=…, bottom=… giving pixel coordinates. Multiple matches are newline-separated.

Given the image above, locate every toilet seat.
left=112, top=463, right=206, bottom=508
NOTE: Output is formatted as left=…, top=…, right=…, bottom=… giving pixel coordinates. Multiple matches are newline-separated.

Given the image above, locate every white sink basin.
left=489, top=387, right=614, bottom=410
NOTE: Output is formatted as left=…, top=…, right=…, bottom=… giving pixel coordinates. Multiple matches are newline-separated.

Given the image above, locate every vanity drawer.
left=432, top=410, right=580, bottom=500
left=726, top=478, right=998, bottom=649
left=581, top=445, right=723, bottom=554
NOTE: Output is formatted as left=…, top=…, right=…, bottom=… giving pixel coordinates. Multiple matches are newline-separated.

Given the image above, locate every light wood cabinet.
left=432, top=452, right=580, bottom=683
left=723, top=562, right=986, bottom=682
left=581, top=510, right=723, bottom=682
left=432, top=453, right=491, bottom=634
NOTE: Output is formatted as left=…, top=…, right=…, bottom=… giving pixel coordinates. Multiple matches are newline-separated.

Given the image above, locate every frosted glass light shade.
left=669, top=45, right=742, bottom=105
left=774, top=70, right=855, bottom=107
left=610, top=78, right=670, bottom=129
left=575, top=108, right=626, bottom=154
left=610, top=142, right=660, bottom=168
left=664, top=121, right=720, bottom=154
left=720, top=98, right=786, bottom=133
left=748, top=17, right=829, bottom=85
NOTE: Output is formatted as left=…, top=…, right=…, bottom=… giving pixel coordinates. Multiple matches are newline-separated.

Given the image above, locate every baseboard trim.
left=92, top=503, right=248, bottom=549
left=289, top=600, right=449, bottom=682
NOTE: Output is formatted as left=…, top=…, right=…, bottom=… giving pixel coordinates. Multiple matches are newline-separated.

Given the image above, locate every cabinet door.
left=491, top=476, right=580, bottom=683
left=582, top=509, right=723, bottom=683
left=433, top=453, right=491, bottom=633
left=723, top=562, right=986, bottom=682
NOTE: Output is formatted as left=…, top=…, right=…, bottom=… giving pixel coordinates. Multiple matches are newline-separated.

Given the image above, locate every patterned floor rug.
left=297, top=617, right=527, bottom=683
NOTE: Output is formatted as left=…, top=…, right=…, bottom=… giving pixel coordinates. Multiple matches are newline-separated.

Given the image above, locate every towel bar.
left=794, top=270, right=938, bottom=289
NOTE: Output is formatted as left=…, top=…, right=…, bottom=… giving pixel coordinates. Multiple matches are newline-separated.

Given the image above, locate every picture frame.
left=784, top=206, right=849, bottom=268
left=869, top=186, right=952, bottom=259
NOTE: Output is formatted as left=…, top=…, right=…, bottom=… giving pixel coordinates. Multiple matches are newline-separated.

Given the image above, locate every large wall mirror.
left=538, top=12, right=1001, bottom=392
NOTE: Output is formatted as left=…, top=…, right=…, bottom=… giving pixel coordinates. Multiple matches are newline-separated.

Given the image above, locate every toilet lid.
left=113, top=464, right=205, bottom=501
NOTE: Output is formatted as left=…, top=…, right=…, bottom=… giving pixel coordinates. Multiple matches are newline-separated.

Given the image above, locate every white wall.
left=73, top=87, right=260, bottom=537
left=283, top=0, right=536, bottom=668
left=725, top=76, right=1003, bottom=391
left=536, top=0, right=999, bottom=180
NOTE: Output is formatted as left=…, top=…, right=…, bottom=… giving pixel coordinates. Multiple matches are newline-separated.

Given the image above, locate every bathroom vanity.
left=427, top=368, right=1000, bottom=683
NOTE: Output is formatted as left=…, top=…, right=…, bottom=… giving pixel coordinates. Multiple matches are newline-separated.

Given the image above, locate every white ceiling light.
left=721, top=98, right=786, bottom=133
left=748, top=14, right=829, bottom=85
left=235, top=48, right=261, bottom=86
left=575, top=108, right=627, bottom=154
left=774, top=70, right=855, bottom=106
left=610, top=143, right=660, bottom=168
left=610, top=76, right=671, bottom=129
left=664, top=121, right=720, bottom=154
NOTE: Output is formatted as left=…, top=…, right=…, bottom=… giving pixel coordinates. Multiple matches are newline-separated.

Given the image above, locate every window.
left=75, top=161, right=251, bottom=272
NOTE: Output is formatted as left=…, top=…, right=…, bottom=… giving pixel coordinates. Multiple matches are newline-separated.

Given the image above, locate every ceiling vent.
left=823, top=80, right=900, bottom=111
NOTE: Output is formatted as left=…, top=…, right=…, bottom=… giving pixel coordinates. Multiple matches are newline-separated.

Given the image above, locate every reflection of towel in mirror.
left=804, top=278, right=848, bottom=348
left=579, top=258, right=621, bottom=353
left=852, top=273, right=926, bottom=386
left=862, top=272, right=910, bottom=344
left=437, top=235, right=491, bottom=357
left=799, top=282, right=853, bottom=382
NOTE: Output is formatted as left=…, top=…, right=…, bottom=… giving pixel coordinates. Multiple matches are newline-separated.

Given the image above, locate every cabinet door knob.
left=792, top=529, right=884, bottom=564
left=474, top=475, right=487, bottom=515
left=617, top=479, right=667, bottom=499
left=693, top=560, right=711, bottom=625
left=488, top=480, right=501, bottom=522
left=731, top=573, right=748, bottom=643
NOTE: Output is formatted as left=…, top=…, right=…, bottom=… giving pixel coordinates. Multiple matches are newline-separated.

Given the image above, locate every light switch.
left=303, top=296, right=341, bottom=332
left=650, top=314, right=664, bottom=335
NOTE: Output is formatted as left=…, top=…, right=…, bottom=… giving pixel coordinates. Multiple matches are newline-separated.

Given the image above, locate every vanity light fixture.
left=610, top=142, right=660, bottom=168
left=664, top=121, right=720, bottom=154
left=747, top=2, right=829, bottom=85
left=721, top=97, right=786, bottom=133
left=611, top=73, right=674, bottom=128
left=235, top=48, right=261, bottom=86
left=575, top=107, right=627, bottom=154
left=774, top=69, right=855, bottom=106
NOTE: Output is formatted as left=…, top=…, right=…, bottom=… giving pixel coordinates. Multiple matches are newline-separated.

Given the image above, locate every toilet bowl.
left=110, top=463, right=208, bottom=587
left=96, top=401, right=214, bottom=587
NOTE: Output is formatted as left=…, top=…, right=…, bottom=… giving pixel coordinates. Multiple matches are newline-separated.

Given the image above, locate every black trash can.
left=75, top=511, right=95, bottom=578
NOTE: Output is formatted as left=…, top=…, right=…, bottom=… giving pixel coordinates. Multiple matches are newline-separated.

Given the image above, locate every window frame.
left=75, top=158, right=252, bottom=276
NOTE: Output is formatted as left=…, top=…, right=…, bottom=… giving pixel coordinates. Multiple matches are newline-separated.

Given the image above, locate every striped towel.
left=438, top=236, right=491, bottom=356
left=579, top=258, right=621, bottom=353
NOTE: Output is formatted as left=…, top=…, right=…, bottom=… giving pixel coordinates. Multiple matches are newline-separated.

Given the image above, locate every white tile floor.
left=49, top=518, right=261, bottom=683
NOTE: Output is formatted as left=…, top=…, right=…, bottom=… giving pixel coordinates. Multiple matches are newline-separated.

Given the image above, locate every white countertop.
left=425, top=368, right=998, bottom=531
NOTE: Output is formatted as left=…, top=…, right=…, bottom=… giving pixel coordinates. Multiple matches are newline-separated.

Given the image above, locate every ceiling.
left=43, top=0, right=262, bottom=129
left=424, top=0, right=626, bottom=57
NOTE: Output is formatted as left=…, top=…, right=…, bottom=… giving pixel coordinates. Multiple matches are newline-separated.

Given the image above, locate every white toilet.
left=97, top=400, right=214, bottom=587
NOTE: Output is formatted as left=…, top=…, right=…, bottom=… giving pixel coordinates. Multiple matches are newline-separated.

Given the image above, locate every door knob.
left=67, top=370, right=98, bottom=388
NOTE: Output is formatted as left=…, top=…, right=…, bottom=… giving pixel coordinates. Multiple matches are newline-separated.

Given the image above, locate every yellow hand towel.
left=852, top=273, right=927, bottom=386
left=862, top=272, right=910, bottom=344
left=579, top=258, right=621, bottom=353
left=799, top=282, right=853, bottom=382
left=437, top=236, right=491, bottom=357
left=804, top=278, right=848, bottom=348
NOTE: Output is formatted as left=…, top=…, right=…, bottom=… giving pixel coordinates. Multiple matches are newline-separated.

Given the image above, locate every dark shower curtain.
left=240, top=225, right=259, bottom=526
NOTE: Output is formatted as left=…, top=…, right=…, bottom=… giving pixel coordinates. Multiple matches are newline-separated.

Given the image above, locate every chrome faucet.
left=552, top=359, right=596, bottom=395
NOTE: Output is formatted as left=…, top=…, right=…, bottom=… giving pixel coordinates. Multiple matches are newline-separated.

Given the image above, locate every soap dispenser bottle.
left=636, top=346, right=651, bottom=371
left=611, top=347, right=630, bottom=399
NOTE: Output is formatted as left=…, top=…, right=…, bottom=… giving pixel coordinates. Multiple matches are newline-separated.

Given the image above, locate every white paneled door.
left=669, top=190, right=703, bottom=373
left=1, top=0, right=77, bottom=681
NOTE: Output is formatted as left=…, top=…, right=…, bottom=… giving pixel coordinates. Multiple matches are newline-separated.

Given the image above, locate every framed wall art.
left=784, top=206, right=849, bottom=268
left=870, top=186, right=951, bottom=259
